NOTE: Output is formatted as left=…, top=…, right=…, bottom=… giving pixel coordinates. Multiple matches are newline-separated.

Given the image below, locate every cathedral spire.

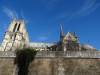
left=60, top=24, right=64, bottom=41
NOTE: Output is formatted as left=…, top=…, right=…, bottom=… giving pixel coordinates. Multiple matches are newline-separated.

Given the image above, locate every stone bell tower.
left=0, top=19, right=29, bottom=51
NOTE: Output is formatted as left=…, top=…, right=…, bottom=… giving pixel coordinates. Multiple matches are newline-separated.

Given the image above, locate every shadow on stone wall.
left=14, top=48, right=37, bottom=75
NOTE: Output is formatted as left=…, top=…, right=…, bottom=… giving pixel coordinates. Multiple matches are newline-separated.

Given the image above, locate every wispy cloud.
left=72, top=0, right=100, bottom=17
left=56, top=0, right=100, bottom=21
left=2, top=7, right=18, bottom=19
left=20, top=10, right=29, bottom=24
left=36, top=32, right=52, bottom=42
left=41, top=0, right=61, bottom=10
left=37, top=36, right=48, bottom=41
left=0, top=23, right=8, bottom=42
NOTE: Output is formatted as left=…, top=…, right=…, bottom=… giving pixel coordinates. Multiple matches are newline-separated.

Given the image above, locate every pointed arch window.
left=17, top=23, right=21, bottom=31
left=13, top=23, right=17, bottom=32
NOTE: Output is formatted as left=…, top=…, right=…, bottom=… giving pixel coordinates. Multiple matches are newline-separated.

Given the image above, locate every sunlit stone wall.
left=29, top=58, right=100, bottom=75
left=0, top=57, right=100, bottom=75
left=0, top=58, right=15, bottom=75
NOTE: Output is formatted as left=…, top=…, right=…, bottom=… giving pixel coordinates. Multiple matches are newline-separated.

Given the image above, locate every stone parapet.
left=0, top=50, right=100, bottom=58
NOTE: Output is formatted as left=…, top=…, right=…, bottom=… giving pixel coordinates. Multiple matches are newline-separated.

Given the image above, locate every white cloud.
left=74, top=0, right=99, bottom=16
left=41, top=0, right=61, bottom=10
left=56, top=0, right=100, bottom=21
left=67, top=0, right=100, bottom=21
left=20, top=10, right=29, bottom=24
left=2, top=7, right=18, bottom=19
left=37, top=36, right=48, bottom=41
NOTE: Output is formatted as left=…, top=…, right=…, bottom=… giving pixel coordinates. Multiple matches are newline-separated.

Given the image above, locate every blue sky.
left=0, top=0, right=100, bottom=50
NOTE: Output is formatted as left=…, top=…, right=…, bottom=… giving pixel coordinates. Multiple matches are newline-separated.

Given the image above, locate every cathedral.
left=0, top=19, right=96, bottom=51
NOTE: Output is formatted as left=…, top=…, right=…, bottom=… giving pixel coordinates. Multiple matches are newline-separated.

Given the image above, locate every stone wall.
left=0, top=51, right=100, bottom=58
left=28, top=58, right=100, bottom=75
left=0, top=57, right=100, bottom=75
left=0, top=58, right=15, bottom=75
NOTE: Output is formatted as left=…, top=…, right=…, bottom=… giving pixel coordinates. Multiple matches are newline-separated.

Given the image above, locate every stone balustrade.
left=0, top=50, right=100, bottom=58
left=0, top=51, right=15, bottom=58
left=36, top=51, right=100, bottom=58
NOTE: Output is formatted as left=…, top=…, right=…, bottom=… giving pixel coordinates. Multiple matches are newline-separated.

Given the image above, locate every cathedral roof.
left=82, top=44, right=95, bottom=50
left=29, top=42, right=54, bottom=48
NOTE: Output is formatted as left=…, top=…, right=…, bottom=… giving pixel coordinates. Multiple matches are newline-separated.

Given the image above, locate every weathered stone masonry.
left=0, top=51, right=100, bottom=75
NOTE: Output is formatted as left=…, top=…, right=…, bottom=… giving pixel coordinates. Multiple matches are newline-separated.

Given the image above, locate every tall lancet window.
left=17, top=23, right=21, bottom=31
left=13, top=23, right=17, bottom=32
